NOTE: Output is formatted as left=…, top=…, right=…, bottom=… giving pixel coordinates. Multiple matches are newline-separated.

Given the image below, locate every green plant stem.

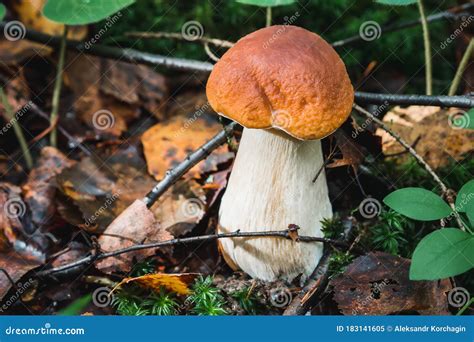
left=0, top=88, right=33, bottom=169
left=417, top=0, right=432, bottom=95
left=448, top=38, right=474, bottom=96
left=456, top=297, right=473, bottom=316
left=266, top=6, right=271, bottom=27
left=50, top=26, right=68, bottom=147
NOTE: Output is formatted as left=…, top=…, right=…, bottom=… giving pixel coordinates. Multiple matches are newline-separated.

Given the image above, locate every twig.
left=266, top=6, right=272, bottom=27
left=354, top=91, right=474, bottom=108
left=353, top=103, right=466, bottom=230
left=417, top=0, right=432, bottom=95
left=448, top=38, right=474, bottom=96
left=36, top=228, right=348, bottom=277
left=0, top=87, right=33, bottom=168
left=203, top=42, right=220, bottom=62
left=283, top=218, right=356, bottom=315
left=332, top=3, right=474, bottom=48
left=143, top=121, right=237, bottom=207
left=5, top=22, right=474, bottom=108
left=126, top=31, right=234, bottom=48
left=49, top=26, right=68, bottom=147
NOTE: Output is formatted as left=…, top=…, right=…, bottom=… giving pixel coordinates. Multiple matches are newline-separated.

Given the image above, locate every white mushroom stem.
left=218, top=128, right=332, bottom=282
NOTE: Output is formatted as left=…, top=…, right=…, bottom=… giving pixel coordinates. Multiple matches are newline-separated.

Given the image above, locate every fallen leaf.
left=377, top=106, right=474, bottom=168
left=0, top=251, right=39, bottom=301
left=327, top=130, right=365, bottom=170
left=141, top=112, right=232, bottom=180
left=12, top=0, right=87, bottom=39
left=331, top=252, right=451, bottom=315
left=96, top=199, right=173, bottom=274
left=64, top=54, right=167, bottom=138
left=23, top=147, right=75, bottom=226
left=119, top=273, right=199, bottom=295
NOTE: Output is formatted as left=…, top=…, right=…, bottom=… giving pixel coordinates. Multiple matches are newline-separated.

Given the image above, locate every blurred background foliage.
left=100, top=0, right=460, bottom=94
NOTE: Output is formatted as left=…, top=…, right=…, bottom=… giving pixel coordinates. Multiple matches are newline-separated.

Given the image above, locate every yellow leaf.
left=118, top=273, right=199, bottom=295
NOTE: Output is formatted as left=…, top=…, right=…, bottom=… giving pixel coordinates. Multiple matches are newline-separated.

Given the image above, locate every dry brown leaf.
left=23, top=147, right=75, bottom=226
left=141, top=113, right=233, bottom=180
left=377, top=106, right=474, bottom=168
left=331, top=252, right=451, bottom=315
left=0, top=40, right=51, bottom=65
left=0, top=251, right=39, bottom=301
left=327, top=130, right=365, bottom=169
left=151, top=179, right=207, bottom=237
left=96, top=199, right=173, bottom=274
left=64, top=54, right=167, bottom=138
left=119, top=273, right=199, bottom=295
left=12, top=0, right=87, bottom=39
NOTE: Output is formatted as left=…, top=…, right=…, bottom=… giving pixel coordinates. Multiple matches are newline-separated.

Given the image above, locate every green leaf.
left=466, top=199, right=474, bottom=227
left=0, top=4, right=6, bottom=21
left=456, top=179, right=474, bottom=212
left=236, top=0, right=296, bottom=7
left=383, top=187, right=452, bottom=221
left=410, top=228, right=474, bottom=280
left=43, top=0, right=135, bottom=25
left=58, top=294, right=92, bottom=315
left=375, top=0, right=417, bottom=5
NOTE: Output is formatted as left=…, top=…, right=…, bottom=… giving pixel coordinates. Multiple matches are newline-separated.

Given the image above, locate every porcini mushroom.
left=206, top=26, right=354, bottom=282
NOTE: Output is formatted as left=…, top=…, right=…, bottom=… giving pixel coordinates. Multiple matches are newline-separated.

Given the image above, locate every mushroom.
left=206, top=26, right=354, bottom=282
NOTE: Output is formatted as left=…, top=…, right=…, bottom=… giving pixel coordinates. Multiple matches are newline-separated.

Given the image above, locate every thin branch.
left=355, top=91, right=474, bottom=108
left=126, top=31, right=234, bottom=48
left=36, top=228, right=347, bottom=277
left=353, top=103, right=466, bottom=230
left=203, top=42, right=220, bottom=62
left=0, top=88, right=33, bottom=169
left=143, top=121, right=237, bottom=207
left=266, top=7, right=272, bottom=27
left=331, top=3, right=474, bottom=48
left=448, top=38, right=474, bottom=96
left=4, top=22, right=474, bottom=108
left=417, top=0, right=432, bottom=95
left=49, top=26, right=68, bottom=147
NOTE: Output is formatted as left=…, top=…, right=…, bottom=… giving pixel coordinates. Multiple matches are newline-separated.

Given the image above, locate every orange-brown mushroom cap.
left=206, top=25, right=354, bottom=140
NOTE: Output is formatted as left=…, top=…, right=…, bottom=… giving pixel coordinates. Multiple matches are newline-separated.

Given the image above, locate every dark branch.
left=143, top=121, right=237, bottom=207
left=3, top=23, right=473, bottom=108
left=36, top=229, right=347, bottom=277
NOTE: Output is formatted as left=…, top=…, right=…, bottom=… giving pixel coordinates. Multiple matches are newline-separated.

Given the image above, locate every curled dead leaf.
left=117, top=273, right=199, bottom=296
